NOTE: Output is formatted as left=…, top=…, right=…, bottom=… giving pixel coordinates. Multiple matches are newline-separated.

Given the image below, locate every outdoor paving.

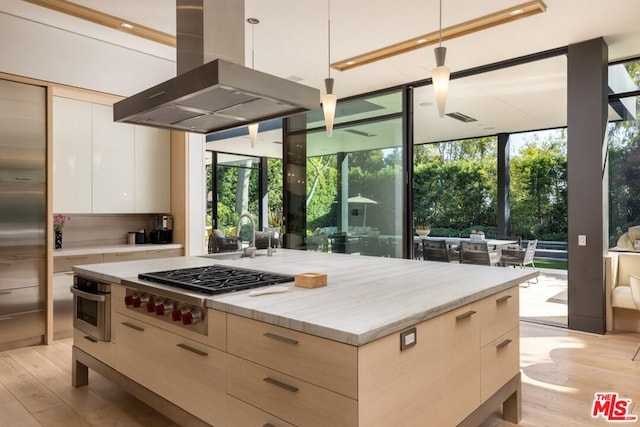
left=519, top=267, right=568, bottom=327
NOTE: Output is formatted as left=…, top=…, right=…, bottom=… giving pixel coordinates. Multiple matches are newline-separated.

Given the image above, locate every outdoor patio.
left=519, top=267, right=568, bottom=327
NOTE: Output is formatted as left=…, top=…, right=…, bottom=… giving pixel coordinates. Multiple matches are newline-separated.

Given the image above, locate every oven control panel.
left=123, top=288, right=208, bottom=335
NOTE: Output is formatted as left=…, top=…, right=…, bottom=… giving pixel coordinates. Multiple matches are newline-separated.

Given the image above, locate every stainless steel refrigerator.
left=0, top=79, right=46, bottom=350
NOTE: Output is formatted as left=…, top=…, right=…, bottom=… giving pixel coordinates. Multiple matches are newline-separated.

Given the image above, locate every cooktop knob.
left=181, top=307, right=203, bottom=325
left=156, top=300, right=175, bottom=316
left=124, top=293, right=136, bottom=306
left=146, top=297, right=164, bottom=313
left=172, top=306, right=186, bottom=322
left=133, top=294, right=149, bottom=308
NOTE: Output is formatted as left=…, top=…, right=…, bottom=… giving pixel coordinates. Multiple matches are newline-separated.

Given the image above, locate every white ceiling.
left=6, top=0, right=640, bottom=155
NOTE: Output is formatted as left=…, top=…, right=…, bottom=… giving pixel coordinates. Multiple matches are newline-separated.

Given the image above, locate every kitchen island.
left=71, top=249, right=537, bottom=426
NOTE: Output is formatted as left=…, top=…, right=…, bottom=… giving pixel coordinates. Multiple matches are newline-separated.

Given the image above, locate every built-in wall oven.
left=71, top=275, right=111, bottom=341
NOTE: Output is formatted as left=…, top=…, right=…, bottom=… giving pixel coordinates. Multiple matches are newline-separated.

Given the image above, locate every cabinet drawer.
left=481, top=326, right=519, bottom=401
left=0, top=258, right=45, bottom=290
left=74, top=329, right=115, bottom=367
left=228, top=355, right=357, bottom=427
left=0, top=310, right=45, bottom=349
left=146, top=248, right=182, bottom=259
left=227, top=314, right=357, bottom=398
left=479, top=286, right=519, bottom=346
left=114, top=313, right=226, bottom=426
left=54, top=254, right=103, bottom=273
left=227, top=395, right=294, bottom=427
left=0, top=285, right=44, bottom=315
left=103, top=252, right=146, bottom=263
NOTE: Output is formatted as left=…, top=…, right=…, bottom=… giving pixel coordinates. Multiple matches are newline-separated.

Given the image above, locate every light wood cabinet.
left=103, top=251, right=146, bottom=263
left=226, top=285, right=519, bottom=427
left=146, top=248, right=183, bottom=259
left=228, top=354, right=357, bottom=427
left=358, top=301, right=481, bottom=427
left=227, top=395, right=295, bottom=427
left=113, top=312, right=226, bottom=427
left=227, top=314, right=358, bottom=398
left=74, top=328, right=115, bottom=367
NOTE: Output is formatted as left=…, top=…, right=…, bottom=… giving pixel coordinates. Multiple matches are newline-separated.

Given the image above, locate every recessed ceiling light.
left=120, top=22, right=134, bottom=29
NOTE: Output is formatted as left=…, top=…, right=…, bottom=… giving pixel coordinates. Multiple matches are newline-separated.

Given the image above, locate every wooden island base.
left=459, top=372, right=522, bottom=426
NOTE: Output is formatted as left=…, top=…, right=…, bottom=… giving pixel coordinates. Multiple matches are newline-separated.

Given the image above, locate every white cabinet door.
left=134, top=126, right=170, bottom=213
left=53, top=97, right=92, bottom=213
left=91, top=104, right=135, bottom=213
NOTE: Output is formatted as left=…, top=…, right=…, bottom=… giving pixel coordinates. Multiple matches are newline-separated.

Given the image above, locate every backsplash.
left=54, top=214, right=158, bottom=248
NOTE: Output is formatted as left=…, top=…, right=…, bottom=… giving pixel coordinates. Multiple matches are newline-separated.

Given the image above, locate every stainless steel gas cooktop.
left=138, top=264, right=294, bottom=295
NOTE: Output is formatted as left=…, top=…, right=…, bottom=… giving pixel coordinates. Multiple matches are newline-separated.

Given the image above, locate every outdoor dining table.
left=422, top=236, right=519, bottom=249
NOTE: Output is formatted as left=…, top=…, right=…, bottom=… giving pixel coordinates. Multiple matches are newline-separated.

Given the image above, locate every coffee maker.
left=150, top=215, right=173, bottom=244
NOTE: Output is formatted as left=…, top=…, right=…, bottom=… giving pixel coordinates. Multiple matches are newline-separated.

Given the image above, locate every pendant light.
left=322, top=0, right=337, bottom=137
left=247, top=17, right=260, bottom=147
left=432, top=0, right=450, bottom=118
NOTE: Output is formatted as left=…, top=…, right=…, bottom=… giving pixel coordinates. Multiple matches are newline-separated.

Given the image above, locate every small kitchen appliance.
left=150, top=215, right=173, bottom=244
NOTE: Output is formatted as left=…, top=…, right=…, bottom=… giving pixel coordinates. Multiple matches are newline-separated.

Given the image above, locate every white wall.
left=0, top=12, right=175, bottom=96
left=188, top=134, right=207, bottom=255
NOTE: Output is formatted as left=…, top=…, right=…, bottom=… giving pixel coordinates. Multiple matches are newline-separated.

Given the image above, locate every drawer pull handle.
left=455, top=310, right=477, bottom=321
left=496, top=295, right=513, bottom=303
left=83, top=335, right=98, bottom=343
left=70, top=287, right=107, bottom=302
left=0, top=291, right=12, bottom=296
left=263, top=332, right=299, bottom=345
left=497, top=339, right=513, bottom=349
left=121, top=321, right=144, bottom=332
left=263, top=377, right=299, bottom=393
left=263, top=424, right=276, bottom=427
left=176, top=343, right=208, bottom=357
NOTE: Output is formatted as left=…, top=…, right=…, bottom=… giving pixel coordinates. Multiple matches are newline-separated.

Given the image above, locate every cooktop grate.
left=138, top=265, right=294, bottom=295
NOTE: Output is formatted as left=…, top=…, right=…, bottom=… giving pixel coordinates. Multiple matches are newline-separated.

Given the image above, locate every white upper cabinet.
left=134, top=126, right=170, bottom=213
left=53, top=97, right=92, bottom=213
left=53, top=96, right=171, bottom=214
left=91, top=103, right=135, bottom=213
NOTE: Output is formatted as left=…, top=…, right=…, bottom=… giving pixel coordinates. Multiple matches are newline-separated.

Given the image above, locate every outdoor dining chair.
left=459, top=241, right=502, bottom=266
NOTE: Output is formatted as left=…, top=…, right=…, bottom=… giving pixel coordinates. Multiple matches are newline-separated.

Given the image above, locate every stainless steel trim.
left=176, top=343, right=208, bottom=357
left=121, top=279, right=207, bottom=307
left=70, top=287, right=107, bottom=302
left=497, top=338, right=513, bottom=349
left=263, top=332, right=299, bottom=345
left=496, top=295, right=513, bottom=303
left=263, top=377, right=299, bottom=393
left=121, top=321, right=145, bottom=332
left=455, top=310, right=477, bottom=321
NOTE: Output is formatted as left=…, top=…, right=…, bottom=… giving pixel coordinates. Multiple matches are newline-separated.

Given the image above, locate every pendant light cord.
left=438, top=0, right=443, bottom=47
left=327, top=0, right=331, bottom=78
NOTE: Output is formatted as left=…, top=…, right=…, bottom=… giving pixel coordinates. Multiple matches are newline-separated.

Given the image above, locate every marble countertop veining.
left=72, top=249, right=537, bottom=346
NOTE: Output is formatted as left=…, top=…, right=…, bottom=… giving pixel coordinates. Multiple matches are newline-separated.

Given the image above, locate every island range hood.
left=114, top=0, right=319, bottom=134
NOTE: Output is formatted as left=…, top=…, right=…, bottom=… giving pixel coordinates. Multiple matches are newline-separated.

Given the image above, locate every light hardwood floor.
left=1, top=322, right=638, bottom=426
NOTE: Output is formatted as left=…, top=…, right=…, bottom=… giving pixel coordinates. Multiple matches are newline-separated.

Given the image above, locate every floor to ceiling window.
left=414, top=137, right=498, bottom=237
left=608, top=58, right=640, bottom=248
left=301, top=90, right=405, bottom=258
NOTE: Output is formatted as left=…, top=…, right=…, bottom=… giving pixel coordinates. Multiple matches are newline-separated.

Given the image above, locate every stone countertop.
left=73, top=249, right=537, bottom=346
left=54, top=243, right=183, bottom=257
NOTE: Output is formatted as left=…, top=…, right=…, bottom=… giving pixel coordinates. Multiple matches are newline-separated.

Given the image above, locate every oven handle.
left=70, top=286, right=108, bottom=302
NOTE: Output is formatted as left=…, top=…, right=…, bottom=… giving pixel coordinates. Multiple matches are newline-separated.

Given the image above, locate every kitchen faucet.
left=236, top=213, right=256, bottom=257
